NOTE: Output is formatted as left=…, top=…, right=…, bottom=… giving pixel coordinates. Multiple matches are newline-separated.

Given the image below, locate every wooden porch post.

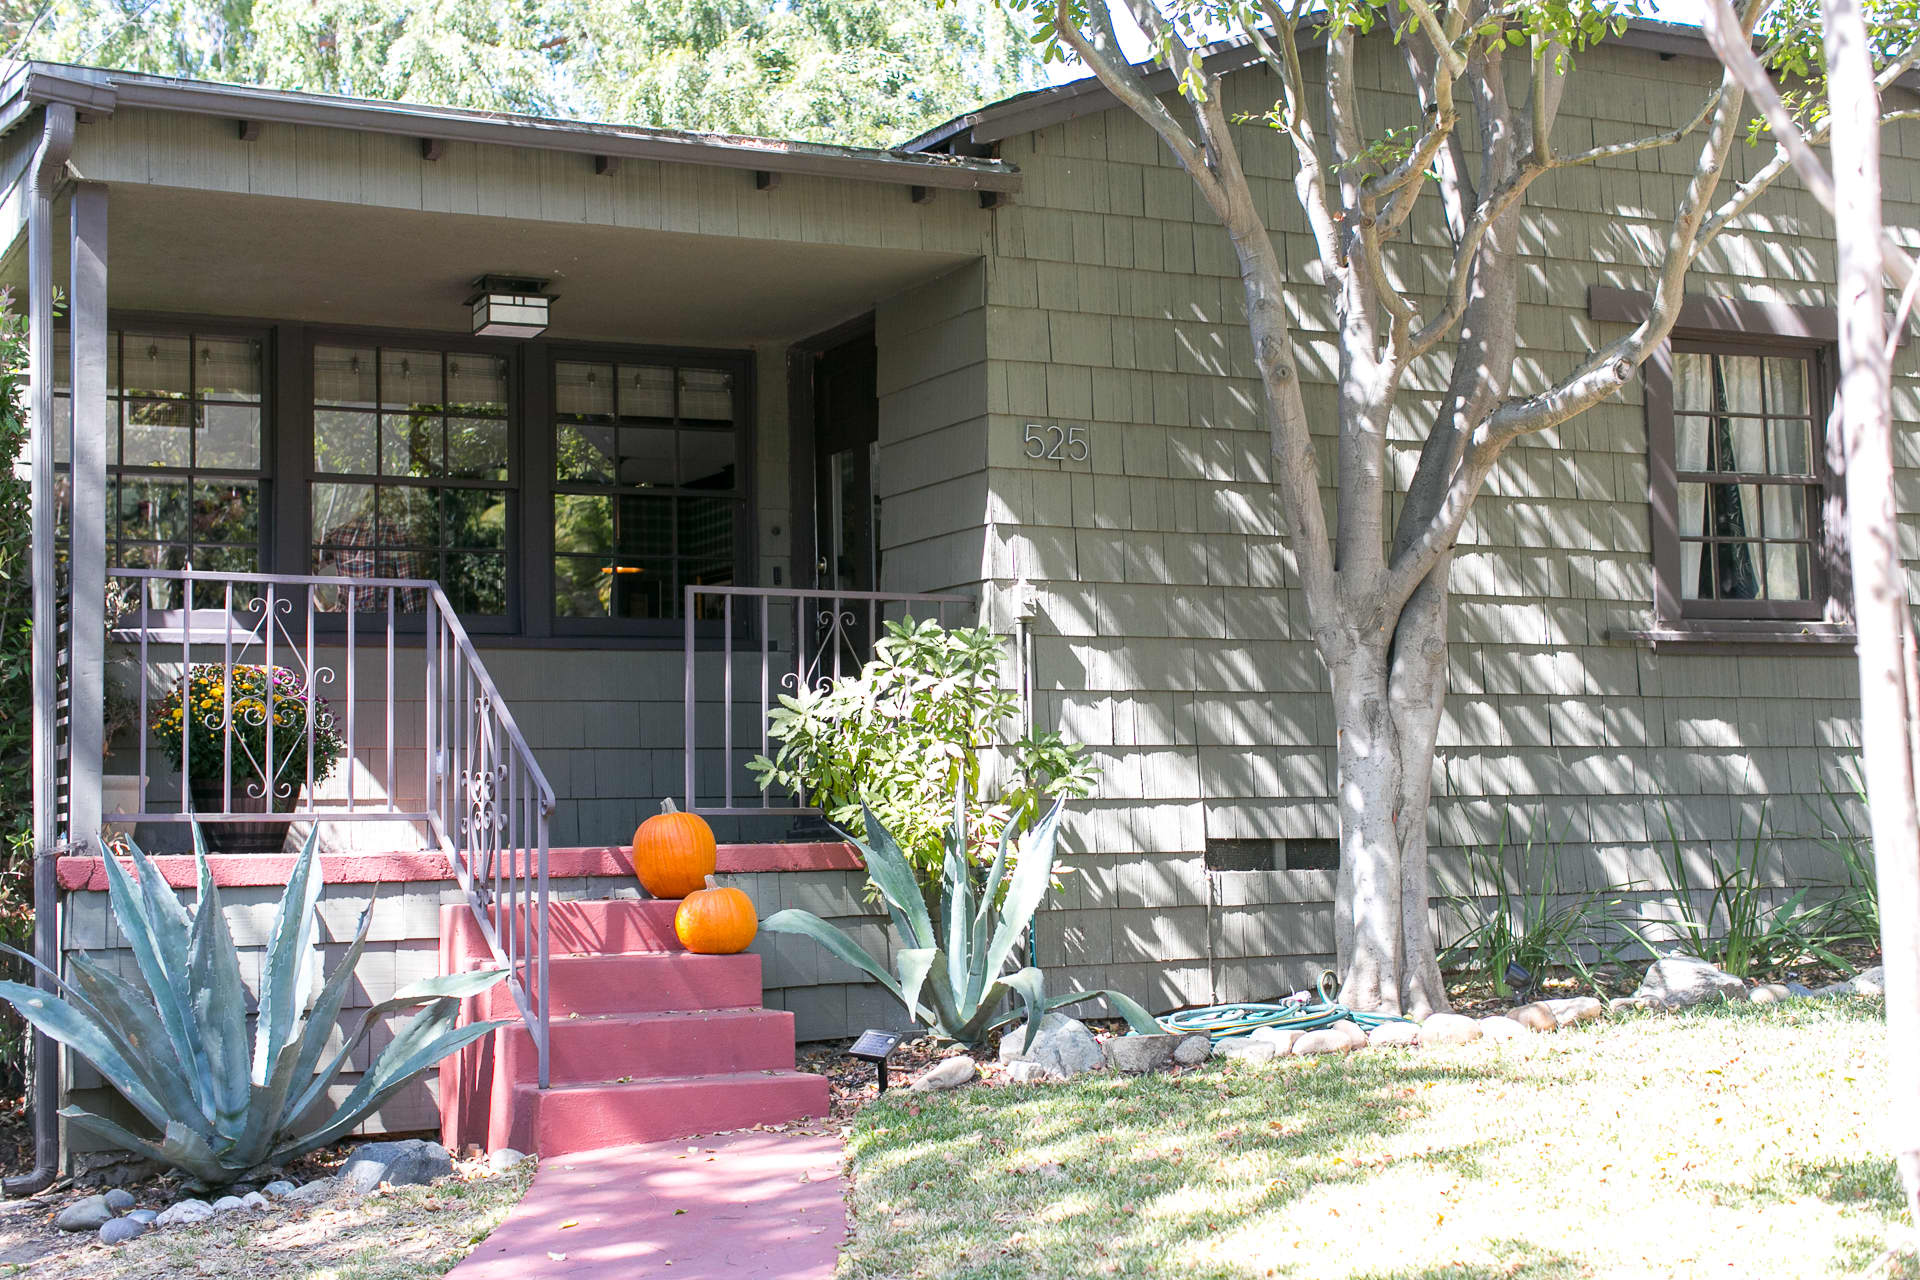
left=66, top=180, right=107, bottom=846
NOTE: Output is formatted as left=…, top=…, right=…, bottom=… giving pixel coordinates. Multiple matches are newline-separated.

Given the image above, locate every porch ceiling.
left=10, top=183, right=978, bottom=346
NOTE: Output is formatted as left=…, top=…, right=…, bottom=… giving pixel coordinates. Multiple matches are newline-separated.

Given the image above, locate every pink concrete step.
left=515, top=1070, right=832, bottom=1155
left=492, top=1009, right=802, bottom=1087
left=475, top=952, right=764, bottom=1020
left=451, top=898, right=687, bottom=960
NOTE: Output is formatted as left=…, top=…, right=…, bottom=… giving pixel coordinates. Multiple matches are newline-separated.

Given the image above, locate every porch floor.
left=446, top=1131, right=846, bottom=1280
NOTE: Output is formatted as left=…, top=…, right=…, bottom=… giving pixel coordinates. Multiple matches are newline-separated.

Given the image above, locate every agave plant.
left=0, top=828, right=506, bottom=1184
left=763, top=796, right=1163, bottom=1049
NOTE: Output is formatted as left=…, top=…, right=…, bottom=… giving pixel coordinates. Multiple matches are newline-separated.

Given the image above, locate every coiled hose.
left=1158, top=971, right=1412, bottom=1040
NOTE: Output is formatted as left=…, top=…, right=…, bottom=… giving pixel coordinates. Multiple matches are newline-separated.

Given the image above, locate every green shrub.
left=747, top=616, right=1098, bottom=892
left=0, top=828, right=506, bottom=1184
left=0, top=297, right=31, bottom=1098
left=762, top=796, right=1161, bottom=1048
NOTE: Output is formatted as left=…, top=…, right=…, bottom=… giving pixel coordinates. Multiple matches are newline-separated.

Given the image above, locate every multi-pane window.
left=1654, top=342, right=1832, bottom=621
left=550, top=358, right=741, bottom=622
left=310, top=345, right=512, bottom=616
left=55, top=330, right=267, bottom=609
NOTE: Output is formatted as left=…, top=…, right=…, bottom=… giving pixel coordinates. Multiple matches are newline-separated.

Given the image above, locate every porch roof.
left=0, top=60, right=1021, bottom=195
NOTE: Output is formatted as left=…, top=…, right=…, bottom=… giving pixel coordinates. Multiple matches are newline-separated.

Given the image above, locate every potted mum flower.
left=150, top=664, right=344, bottom=852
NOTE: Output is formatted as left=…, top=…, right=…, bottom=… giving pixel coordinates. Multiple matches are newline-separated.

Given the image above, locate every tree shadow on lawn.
left=841, top=1053, right=1563, bottom=1280
left=1708, top=1155, right=1916, bottom=1279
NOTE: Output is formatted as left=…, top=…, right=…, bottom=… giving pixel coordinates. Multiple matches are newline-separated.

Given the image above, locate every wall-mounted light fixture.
left=468, top=274, right=553, bottom=339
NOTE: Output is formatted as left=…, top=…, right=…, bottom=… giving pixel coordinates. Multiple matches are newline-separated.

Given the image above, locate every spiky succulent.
left=0, top=828, right=506, bottom=1184
left=762, top=795, right=1163, bottom=1048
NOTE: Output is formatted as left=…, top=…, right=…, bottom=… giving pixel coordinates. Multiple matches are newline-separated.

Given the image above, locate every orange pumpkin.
left=632, top=800, right=716, bottom=899
left=674, top=876, right=758, bottom=954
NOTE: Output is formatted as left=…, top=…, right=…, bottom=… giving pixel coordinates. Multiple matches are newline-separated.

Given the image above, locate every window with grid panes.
left=54, top=330, right=267, bottom=610
left=550, top=358, right=741, bottom=623
left=309, top=344, right=512, bottom=616
left=1662, top=345, right=1828, bottom=618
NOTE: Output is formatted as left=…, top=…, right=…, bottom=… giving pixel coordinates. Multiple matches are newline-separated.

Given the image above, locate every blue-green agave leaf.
left=996, top=966, right=1050, bottom=1052
left=60, top=1110, right=230, bottom=1184
left=0, top=980, right=171, bottom=1128
left=100, top=838, right=209, bottom=1112
left=252, top=826, right=323, bottom=1087
left=279, top=897, right=377, bottom=1132
left=980, top=799, right=1065, bottom=984
left=857, top=803, right=935, bottom=949
left=63, top=952, right=206, bottom=1132
left=186, top=849, right=253, bottom=1143
left=942, top=798, right=974, bottom=1008
left=762, top=909, right=904, bottom=1003
left=968, top=820, right=1016, bottom=1008
left=895, top=947, right=939, bottom=1027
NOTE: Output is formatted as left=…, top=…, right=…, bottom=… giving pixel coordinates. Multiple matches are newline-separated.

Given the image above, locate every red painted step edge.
left=56, top=840, right=862, bottom=892
left=517, top=1071, right=831, bottom=1156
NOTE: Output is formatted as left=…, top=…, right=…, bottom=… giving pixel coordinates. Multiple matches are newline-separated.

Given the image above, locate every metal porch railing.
left=682, top=584, right=972, bottom=816
left=106, top=567, right=555, bottom=1087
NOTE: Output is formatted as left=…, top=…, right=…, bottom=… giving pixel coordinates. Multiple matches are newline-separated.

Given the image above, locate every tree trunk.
left=1331, top=602, right=1451, bottom=1016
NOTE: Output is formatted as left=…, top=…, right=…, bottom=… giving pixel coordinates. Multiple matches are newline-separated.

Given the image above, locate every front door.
left=812, top=334, right=879, bottom=595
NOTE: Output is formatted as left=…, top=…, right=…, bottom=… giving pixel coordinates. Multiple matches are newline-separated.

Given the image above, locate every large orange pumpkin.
left=632, top=800, right=716, bottom=899
left=674, top=876, right=758, bottom=954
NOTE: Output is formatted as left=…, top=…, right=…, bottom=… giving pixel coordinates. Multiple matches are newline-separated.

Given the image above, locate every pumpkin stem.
left=661, top=797, right=680, bottom=815
left=705, top=874, right=720, bottom=891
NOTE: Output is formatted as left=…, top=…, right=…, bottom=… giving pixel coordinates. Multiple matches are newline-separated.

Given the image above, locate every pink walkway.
left=449, top=1130, right=847, bottom=1280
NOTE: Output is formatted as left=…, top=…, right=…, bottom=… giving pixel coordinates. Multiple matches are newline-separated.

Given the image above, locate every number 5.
left=1023, top=423, right=1047, bottom=458
left=1065, top=426, right=1089, bottom=462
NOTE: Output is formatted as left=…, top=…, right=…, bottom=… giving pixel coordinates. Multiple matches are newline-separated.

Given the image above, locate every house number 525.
left=1023, top=423, right=1090, bottom=463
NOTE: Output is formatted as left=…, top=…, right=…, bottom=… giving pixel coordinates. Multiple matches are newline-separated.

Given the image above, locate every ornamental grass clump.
left=0, top=828, right=506, bottom=1185
left=151, top=663, right=345, bottom=800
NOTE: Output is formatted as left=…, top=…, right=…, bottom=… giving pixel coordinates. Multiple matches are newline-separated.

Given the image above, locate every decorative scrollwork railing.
left=681, top=585, right=972, bottom=817
left=107, top=567, right=555, bottom=1087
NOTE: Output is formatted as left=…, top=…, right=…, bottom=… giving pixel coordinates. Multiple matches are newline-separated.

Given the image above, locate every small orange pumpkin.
left=674, top=876, right=758, bottom=954
left=632, top=799, right=716, bottom=899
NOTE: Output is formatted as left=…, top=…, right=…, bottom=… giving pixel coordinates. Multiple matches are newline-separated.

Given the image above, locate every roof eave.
left=2, top=61, right=1022, bottom=194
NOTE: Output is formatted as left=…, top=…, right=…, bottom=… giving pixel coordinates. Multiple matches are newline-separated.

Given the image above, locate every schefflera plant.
left=763, top=796, right=1163, bottom=1048
left=0, top=828, right=506, bottom=1185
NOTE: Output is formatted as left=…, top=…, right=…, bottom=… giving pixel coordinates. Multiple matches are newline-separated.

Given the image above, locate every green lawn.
left=839, top=1000, right=1907, bottom=1280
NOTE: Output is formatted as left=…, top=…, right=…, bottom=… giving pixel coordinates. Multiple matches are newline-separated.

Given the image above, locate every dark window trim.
left=88, top=312, right=277, bottom=609
left=1607, top=288, right=1854, bottom=635
left=541, top=341, right=757, bottom=640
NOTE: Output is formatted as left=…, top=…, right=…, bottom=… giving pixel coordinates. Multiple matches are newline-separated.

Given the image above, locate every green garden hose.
left=1158, top=972, right=1413, bottom=1040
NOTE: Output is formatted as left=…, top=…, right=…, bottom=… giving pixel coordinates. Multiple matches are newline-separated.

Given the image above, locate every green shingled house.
left=7, top=22, right=1916, bottom=1157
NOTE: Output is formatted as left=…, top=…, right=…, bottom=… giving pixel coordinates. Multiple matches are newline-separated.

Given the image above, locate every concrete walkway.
left=449, top=1130, right=846, bottom=1280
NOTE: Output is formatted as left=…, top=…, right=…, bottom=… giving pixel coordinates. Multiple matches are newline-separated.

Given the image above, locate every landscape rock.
left=154, top=1199, right=214, bottom=1228
left=125, top=1209, right=158, bottom=1225
left=1248, top=1027, right=1304, bottom=1055
left=1506, top=1002, right=1558, bottom=1032
left=1478, top=1016, right=1528, bottom=1041
left=1291, top=1028, right=1360, bottom=1055
left=99, top=1217, right=148, bottom=1245
left=1419, top=1013, right=1483, bottom=1045
left=1809, top=964, right=1887, bottom=997
left=1749, top=983, right=1793, bottom=1004
left=486, top=1149, right=528, bottom=1174
left=211, top=1196, right=247, bottom=1214
left=1213, top=1037, right=1278, bottom=1062
left=288, top=1178, right=340, bottom=1204
left=1786, top=982, right=1819, bottom=998
left=1544, top=997, right=1606, bottom=1026
left=342, top=1139, right=453, bottom=1193
left=1104, top=1032, right=1187, bottom=1074
left=996, top=1013, right=1104, bottom=1080
left=103, top=1188, right=135, bottom=1212
left=911, top=1056, right=978, bottom=1091
left=1002, top=1060, right=1050, bottom=1084
left=1609, top=996, right=1654, bottom=1012
left=54, top=1195, right=114, bottom=1232
left=1634, top=956, right=1749, bottom=1008
left=241, top=1192, right=270, bottom=1210
left=1367, top=1020, right=1420, bottom=1048
left=261, top=1180, right=297, bottom=1199
left=1173, top=1034, right=1212, bottom=1067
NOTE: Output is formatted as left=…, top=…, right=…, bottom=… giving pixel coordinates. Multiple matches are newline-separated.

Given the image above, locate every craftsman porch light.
left=468, top=275, right=552, bottom=338
left=846, top=1028, right=906, bottom=1093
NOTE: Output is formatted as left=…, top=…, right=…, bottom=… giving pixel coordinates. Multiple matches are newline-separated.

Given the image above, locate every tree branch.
left=1551, top=86, right=1722, bottom=168
left=1256, top=0, right=1344, bottom=273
